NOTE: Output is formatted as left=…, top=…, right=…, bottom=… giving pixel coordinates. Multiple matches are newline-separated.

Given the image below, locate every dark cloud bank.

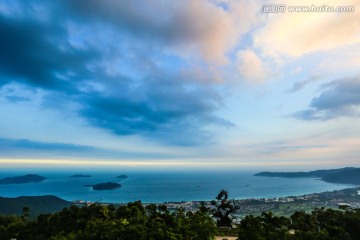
left=294, top=76, right=360, bottom=120
left=0, top=0, right=232, bottom=146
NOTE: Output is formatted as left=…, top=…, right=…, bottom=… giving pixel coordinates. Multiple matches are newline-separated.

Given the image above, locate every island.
left=70, top=174, right=91, bottom=178
left=85, top=182, right=121, bottom=191
left=116, top=175, right=128, bottom=179
left=255, top=167, right=360, bottom=185
left=0, top=174, right=46, bottom=184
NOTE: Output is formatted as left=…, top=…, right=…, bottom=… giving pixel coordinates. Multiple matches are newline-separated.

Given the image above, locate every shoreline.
left=1, top=168, right=358, bottom=204
left=74, top=185, right=360, bottom=217
left=1, top=186, right=359, bottom=218
left=2, top=184, right=359, bottom=206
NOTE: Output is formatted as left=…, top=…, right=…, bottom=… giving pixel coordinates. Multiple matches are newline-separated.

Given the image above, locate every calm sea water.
left=0, top=170, right=355, bottom=203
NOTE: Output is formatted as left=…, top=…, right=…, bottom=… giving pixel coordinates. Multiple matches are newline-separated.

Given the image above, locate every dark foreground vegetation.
left=237, top=207, right=360, bottom=240
left=1, top=189, right=360, bottom=240
left=0, top=201, right=216, bottom=240
left=1, top=204, right=360, bottom=239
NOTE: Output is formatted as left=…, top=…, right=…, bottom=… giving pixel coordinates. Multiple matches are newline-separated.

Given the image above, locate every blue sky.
left=0, top=0, right=359, bottom=170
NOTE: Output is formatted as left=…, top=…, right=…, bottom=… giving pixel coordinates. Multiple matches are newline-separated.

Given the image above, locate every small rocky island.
left=0, top=174, right=46, bottom=184
left=85, top=182, right=121, bottom=191
left=117, top=175, right=128, bottom=179
left=70, top=174, right=91, bottom=178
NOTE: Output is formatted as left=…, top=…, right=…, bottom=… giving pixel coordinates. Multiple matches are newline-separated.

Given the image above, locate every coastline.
left=1, top=169, right=359, bottom=212
left=1, top=171, right=352, bottom=203
left=58, top=186, right=360, bottom=218
left=1, top=185, right=359, bottom=219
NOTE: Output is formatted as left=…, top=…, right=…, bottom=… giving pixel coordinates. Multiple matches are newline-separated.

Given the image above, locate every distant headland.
left=85, top=182, right=121, bottom=191
left=0, top=174, right=46, bottom=184
left=255, top=167, right=360, bottom=185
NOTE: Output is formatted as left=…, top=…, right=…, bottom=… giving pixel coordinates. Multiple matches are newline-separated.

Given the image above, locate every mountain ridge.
left=255, top=167, right=360, bottom=185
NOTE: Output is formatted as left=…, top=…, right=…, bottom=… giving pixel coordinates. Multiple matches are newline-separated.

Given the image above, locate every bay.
left=0, top=170, right=354, bottom=203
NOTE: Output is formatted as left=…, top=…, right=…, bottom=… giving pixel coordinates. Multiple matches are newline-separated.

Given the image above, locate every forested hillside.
left=1, top=201, right=360, bottom=240
left=0, top=201, right=216, bottom=240
left=0, top=195, right=71, bottom=217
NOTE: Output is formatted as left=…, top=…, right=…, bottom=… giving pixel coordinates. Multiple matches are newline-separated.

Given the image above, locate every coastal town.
left=74, top=186, right=360, bottom=223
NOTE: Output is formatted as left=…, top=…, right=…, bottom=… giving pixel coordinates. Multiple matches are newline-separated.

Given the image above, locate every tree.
left=22, top=206, right=30, bottom=219
left=238, top=215, right=266, bottom=240
left=185, top=209, right=216, bottom=240
left=211, top=189, right=238, bottom=227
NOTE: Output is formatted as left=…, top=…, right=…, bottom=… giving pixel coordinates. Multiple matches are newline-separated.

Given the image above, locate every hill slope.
left=0, top=195, right=71, bottom=217
left=322, top=168, right=360, bottom=185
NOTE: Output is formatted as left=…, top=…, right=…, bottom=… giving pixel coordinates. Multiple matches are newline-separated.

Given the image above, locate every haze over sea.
left=0, top=170, right=354, bottom=203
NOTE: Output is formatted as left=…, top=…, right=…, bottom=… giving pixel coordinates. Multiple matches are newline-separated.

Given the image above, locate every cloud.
left=294, top=75, right=360, bottom=120
left=5, top=96, right=31, bottom=103
left=0, top=12, right=98, bottom=90
left=0, top=137, right=95, bottom=155
left=0, top=137, right=175, bottom=159
left=287, top=74, right=322, bottom=92
left=78, top=75, right=233, bottom=146
left=0, top=0, right=235, bottom=145
left=236, top=49, right=267, bottom=82
left=316, top=44, right=360, bottom=73
left=66, top=0, right=243, bottom=65
left=0, top=83, right=35, bottom=103
left=258, top=144, right=327, bottom=155
left=254, top=0, right=360, bottom=57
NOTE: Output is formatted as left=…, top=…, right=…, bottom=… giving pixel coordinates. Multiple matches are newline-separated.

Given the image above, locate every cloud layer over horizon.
left=0, top=0, right=359, bottom=167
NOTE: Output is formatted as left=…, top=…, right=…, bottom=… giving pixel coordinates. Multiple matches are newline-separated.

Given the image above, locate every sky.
left=0, top=0, right=359, bottom=170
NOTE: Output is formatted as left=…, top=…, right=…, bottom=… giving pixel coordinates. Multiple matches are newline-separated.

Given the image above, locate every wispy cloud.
left=0, top=138, right=176, bottom=160
left=0, top=138, right=95, bottom=155
left=287, top=74, right=322, bottom=93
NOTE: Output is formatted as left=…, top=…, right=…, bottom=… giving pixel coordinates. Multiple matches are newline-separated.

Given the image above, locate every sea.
left=0, top=170, right=355, bottom=203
